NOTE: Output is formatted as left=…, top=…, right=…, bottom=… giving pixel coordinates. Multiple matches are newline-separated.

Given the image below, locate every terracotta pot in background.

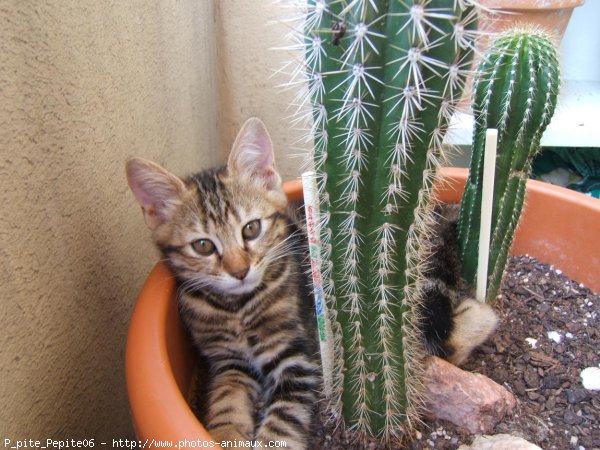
left=126, top=169, right=600, bottom=443
left=478, top=0, right=585, bottom=40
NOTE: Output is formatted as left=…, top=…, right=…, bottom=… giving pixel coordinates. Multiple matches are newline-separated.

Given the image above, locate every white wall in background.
left=561, top=1, right=600, bottom=81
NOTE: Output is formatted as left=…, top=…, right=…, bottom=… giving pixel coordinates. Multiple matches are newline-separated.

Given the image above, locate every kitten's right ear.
left=227, top=118, right=281, bottom=191
left=125, top=158, right=186, bottom=230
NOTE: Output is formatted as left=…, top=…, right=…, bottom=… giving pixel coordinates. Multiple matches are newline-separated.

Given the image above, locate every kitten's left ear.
left=227, top=117, right=282, bottom=190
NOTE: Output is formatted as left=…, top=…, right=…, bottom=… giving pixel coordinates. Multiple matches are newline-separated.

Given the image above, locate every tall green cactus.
left=296, top=0, right=478, bottom=443
left=457, top=28, right=560, bottom=301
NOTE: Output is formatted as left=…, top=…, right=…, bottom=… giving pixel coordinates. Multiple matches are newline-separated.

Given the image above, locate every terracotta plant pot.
left=126, top=168, right=599, bottom=443
left=478, top=0, right=585, bottom=41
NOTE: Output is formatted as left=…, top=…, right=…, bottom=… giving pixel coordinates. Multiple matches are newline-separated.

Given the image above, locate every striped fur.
left=126, top=119, right=319, bottom=449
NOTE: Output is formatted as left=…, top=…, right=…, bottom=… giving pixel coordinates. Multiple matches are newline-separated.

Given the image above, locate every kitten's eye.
left=242, top=220, right=261, bottom=241
left=191, top=239, right=216, bottom=256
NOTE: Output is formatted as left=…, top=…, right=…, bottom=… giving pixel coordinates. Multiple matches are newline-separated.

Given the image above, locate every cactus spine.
left=296, top=0, right=478, bottom=442
left=457, top=28, right=560, bottom=301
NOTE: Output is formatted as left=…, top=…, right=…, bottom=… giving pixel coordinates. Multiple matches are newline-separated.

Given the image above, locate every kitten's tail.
left=446, top=298, right=499, bottom=366
left=420, top=287, right=499, bottom=366
left=421, top=203, right=499, bottom=366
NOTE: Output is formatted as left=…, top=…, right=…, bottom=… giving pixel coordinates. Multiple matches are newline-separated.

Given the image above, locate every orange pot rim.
left=125, top=262, right=212, bottom=444
left=479, top=0, right=584, bottom=10
left=126, top=168, right=599, bottom=443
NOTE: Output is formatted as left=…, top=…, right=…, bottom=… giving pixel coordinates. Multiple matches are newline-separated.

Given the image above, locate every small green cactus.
left=293, top=0, right=478, bottom=443
left=457, top=27, right=560, bottom=301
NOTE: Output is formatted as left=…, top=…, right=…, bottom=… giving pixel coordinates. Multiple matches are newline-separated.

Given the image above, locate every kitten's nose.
left=231, top=267, right=249, bottom=281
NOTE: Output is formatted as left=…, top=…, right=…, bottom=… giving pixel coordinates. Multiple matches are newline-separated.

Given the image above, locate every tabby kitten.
left=126, top=118, right=319, bottom=449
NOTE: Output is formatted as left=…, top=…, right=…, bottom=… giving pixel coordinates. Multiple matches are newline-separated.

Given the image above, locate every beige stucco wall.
left=1, top=0, right=305, bottom=440
left=215, top=1, right=310, bottom=177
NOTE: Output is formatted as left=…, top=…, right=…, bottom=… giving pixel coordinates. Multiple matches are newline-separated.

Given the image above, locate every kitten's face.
left=158, top=170, right=288, bottom=296
left=127, top=118, right=289, bottom=297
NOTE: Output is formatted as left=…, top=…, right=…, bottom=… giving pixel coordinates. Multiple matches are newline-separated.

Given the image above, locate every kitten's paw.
left=448, top=298, right=499, bottom=366
left=255, top=431, right=307, bottom=450
left=255, top=415, right=310, bottom=450
left=207, top=425, right=252, bottom=445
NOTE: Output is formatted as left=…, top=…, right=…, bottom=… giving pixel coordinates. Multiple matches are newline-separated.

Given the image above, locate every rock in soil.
left=423, top=356, right=516, bottom=434
left=457, top=434, right=542, bottom=450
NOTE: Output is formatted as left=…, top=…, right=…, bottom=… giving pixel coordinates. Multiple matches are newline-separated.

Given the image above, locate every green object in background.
left=457, top=28, right=561, bottom=302
left=532, top=147, right=600, bottom=199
